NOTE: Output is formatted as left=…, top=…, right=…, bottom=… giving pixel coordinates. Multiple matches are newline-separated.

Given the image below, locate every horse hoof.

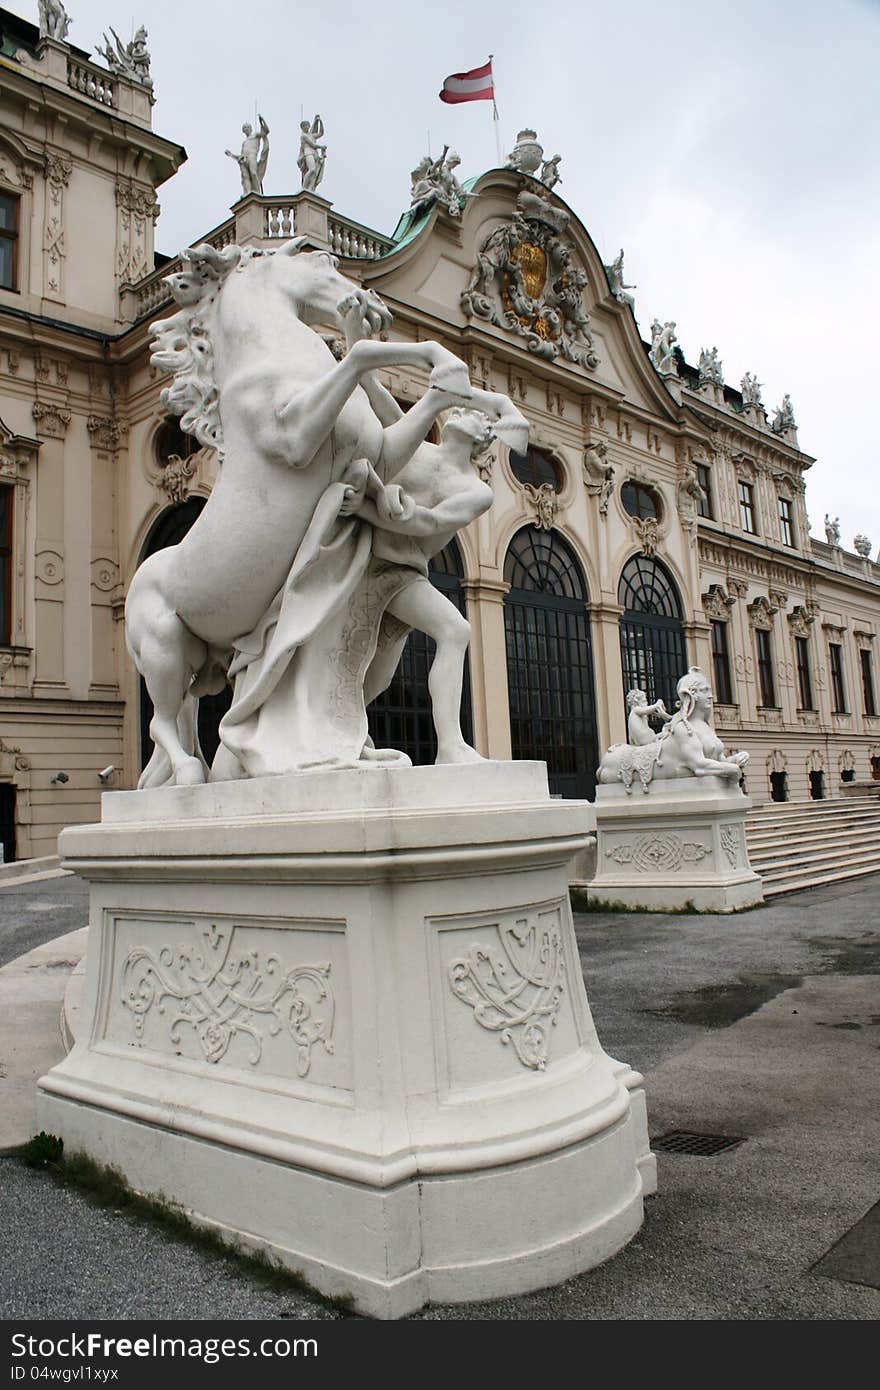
left=175, top=757, right=207, bottom=786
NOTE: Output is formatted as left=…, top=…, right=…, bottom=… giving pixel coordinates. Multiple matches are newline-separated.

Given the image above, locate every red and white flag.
left=439, top=59, right=494, bottom=105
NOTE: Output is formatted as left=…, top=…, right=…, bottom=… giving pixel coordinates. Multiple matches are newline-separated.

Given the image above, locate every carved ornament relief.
left=31, top=402, right=71, bottom=438
left=747, top=596, right=777, bottom=630
left=605, top=834, right=711, bottom=872
left=120, top=920, right=336, bottom=1077
left=702, top=584, right=736, bottom=622
left=448, top=906, right=566, bottom=1071
left=524, top=482, right=558, bottom=531
left=461, top=189, right=599, bottom=370
left=632, top=516, right=660, bottom=558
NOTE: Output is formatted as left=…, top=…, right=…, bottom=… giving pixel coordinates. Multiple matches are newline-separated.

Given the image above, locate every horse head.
left=261, top=238, right=391, bottom=337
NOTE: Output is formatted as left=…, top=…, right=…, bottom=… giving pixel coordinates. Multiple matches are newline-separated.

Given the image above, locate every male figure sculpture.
left=298, top=116, right=327, bottom=192
left=226, top=116, right=270, bottom=196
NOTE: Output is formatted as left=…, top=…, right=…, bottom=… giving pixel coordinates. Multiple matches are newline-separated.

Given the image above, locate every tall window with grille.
left=778, top=496, right=795, bottom=548
left=504, top=527, right=598, bottom=800
left=738, top=480, right=757, bottom=534
left=755, top=627, right=776, bottom=707
left=695, top=463, right=713, bottom=519
left=795, top=636, right=814, bottom=710
left=0, top=193, right=19, bottom=291
left=618, top=554, right=687, bottom=716
left=860, top=647, right=877, bottom=717
left=0, top=485, right=12, bottom=646
left=710, top=621, right=733, bottom=704
left=828, top=642, right=847, bottom=713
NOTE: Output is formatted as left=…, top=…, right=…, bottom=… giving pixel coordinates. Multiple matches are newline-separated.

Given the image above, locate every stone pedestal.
left=38, top=761, right=653, bottom=1319
left=590, top=777, right=763, bottom=913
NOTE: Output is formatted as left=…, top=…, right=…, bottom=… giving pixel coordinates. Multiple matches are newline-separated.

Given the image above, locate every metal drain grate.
left=651, top=1130, right=746, bottom=1156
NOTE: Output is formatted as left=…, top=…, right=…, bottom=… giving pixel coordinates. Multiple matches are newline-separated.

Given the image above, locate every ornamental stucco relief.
left=461, top=191, right=599, bottom=370
left=448, top=907, right=566, bottom=1071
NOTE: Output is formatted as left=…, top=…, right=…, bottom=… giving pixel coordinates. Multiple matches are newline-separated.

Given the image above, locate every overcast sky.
left=40, top=0, right=880, bottom=553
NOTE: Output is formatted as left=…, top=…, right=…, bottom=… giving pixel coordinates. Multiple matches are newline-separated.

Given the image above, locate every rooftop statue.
left=96, top=24, right=153, bottom=91
left=824, top=514, right=841, bottom=546
left=129, top=238, right=528, bottom=786
left=770, top=393, right=796, bottom=434
left=597, top=669, right=749, bottom=794
left=740, top=371, right=763, bottom=407
left=298, top=115, right=327, bottom=193
left=605, top=249, right=635, bottom=308
left=38, top=0, right=70, bottom=41
left=539, top=154, right=562, bottom=190
left=649, top=319, right=679, bottom=376
left=505, top=128, right=543, bottom=176
left=698, top=346, right=724, bottom=386
left=854, top=534, right=873, bottom=559
left=409, top=147, right=470, bottom=218
left=226, top=115, right=270, bottom=197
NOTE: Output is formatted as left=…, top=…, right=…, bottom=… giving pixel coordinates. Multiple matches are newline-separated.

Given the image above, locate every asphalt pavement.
left=1, top=869, right=878, bottom=1321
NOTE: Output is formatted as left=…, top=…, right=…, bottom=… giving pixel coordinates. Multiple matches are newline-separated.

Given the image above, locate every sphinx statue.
left=597, top=669, right=749, bottom=794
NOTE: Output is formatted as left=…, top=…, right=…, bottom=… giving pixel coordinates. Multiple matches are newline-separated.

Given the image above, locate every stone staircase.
left=746, top=794, right=880, bottom=897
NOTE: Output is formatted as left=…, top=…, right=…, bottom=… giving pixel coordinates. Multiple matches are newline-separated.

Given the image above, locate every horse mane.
left=149, top=242, right=247, bottom=455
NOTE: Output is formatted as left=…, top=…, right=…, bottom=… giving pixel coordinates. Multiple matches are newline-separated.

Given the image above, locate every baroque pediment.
left=461, top=189, right=599, bottom=370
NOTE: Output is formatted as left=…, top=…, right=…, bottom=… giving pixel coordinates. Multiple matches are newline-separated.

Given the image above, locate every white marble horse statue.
left=597, top=668, right=749, bottom=793
left=127, top=238, right=526, bottom=787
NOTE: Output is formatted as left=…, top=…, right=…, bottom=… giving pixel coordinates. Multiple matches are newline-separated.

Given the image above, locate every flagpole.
left=489, top=54, right=503, bottom=166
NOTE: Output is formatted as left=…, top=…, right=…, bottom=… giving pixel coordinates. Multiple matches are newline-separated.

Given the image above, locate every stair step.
left=763, top=864, right=880, bottom=898
left=756, top=843, right=880, bottom=876
left=748, top=827, right=880, bottom=853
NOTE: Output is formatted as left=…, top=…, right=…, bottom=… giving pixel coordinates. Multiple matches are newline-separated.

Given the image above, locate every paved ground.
left=1, top=871, right=878, bottom=1320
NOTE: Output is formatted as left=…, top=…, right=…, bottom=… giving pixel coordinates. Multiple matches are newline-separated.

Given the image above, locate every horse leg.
left=275, top=338, right=472, bottom=469
left=127, top=565, right=208, bottom=788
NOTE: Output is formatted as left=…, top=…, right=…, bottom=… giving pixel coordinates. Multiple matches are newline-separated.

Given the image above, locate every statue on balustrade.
left=38, top=0, right=70, bottom=41
left=97, top=24, right=153, bottom=91
left=298, top=115, right=327, bottom=192
left=597, top=669, right=749, bottom=794
left=126, top=237, right=528, bottom=787
left=226, top=116, right=270, bottom=197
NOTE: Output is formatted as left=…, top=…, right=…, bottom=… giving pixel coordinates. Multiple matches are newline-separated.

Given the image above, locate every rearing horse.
left=127, top=238, right=482, bottom=788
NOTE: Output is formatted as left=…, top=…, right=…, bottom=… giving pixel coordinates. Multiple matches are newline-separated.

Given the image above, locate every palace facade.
left=1, top=7, right=878, bottom=860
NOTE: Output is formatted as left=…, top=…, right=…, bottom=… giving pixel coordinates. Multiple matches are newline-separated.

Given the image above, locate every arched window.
left=504, top=528, right=598, bottom=799
left=508, top=446, right=564, bottom=493
left=367, top=539, right=472, bottom=764
left=620, top=481, right=661, bottom=520
left=618, top=554, right=687, bottom=716
left=138, top=499, right=233, bottom=772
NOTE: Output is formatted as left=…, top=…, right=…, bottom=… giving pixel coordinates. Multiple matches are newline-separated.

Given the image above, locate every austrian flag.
left=439, top=59, right=495, bottom=105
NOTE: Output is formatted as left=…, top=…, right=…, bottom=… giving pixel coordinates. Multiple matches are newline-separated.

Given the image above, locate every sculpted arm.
left=671, top=725, right=747, bottom=779
left=354, top=484, right=492, bottom=538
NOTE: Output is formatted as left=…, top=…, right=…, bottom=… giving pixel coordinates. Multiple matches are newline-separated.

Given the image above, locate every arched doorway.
left=137, top=498, right=232, bottom=772
left=367, top=539, right=473, bottom=765
left=503, top=527, right=598, bottom=799
left=618, top=554, right=687, bottom=715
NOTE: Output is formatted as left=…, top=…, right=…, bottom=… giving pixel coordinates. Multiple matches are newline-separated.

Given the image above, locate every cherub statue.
left=38, top=0, right=70, bottom=42
left=740, top=371, right=763, bottom=407
left=649, top=319, right=678, bottom=375
left=605, top=249, right=635, bottom=307
left=226, top=116, right=270, bottom=197
left=298, top=115, right=327, bottom=192
left=824, top=514, right=841, bottom=546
